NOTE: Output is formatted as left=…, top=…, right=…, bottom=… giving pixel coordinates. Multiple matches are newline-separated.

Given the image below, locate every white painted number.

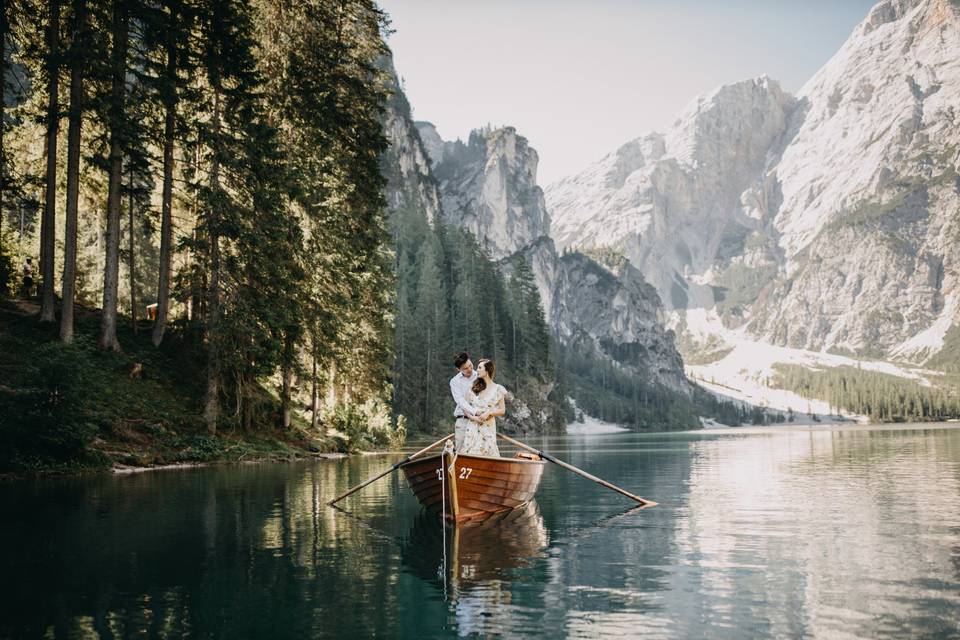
left=436, top=469, right=443, bottom=481
left=459, top=467, right=473, bottom=479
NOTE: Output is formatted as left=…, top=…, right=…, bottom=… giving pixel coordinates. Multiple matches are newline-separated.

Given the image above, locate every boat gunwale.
left=403, top=451, right=546, bottom=467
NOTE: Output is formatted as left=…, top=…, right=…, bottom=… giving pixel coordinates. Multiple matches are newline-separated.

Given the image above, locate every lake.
left=2, top=424, right=959, bottom=638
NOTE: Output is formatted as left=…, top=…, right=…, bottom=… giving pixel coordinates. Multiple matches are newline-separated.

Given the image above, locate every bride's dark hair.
left=472, top=359, right=495, bottom=394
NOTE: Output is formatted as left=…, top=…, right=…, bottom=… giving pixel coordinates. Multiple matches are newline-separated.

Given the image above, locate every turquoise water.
left=1, top=425, right=959, bottom=638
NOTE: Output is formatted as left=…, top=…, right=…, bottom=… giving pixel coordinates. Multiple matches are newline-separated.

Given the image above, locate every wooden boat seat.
left=514, top=451, right=541, bottom=461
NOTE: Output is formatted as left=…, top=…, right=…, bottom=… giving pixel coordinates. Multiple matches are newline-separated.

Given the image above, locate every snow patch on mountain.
left=546, top=0, right=960, bottom=365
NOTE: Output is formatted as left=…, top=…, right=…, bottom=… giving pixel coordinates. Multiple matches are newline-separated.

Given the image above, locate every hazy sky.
left=378, top=0, right=877, bottom=185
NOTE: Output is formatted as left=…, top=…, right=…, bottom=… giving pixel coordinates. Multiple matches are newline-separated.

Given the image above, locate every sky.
left=377, top=0, right=878, bottom=185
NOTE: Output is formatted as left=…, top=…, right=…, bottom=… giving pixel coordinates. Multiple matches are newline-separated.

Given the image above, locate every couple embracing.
left=449, top=351, right=508, bottom=457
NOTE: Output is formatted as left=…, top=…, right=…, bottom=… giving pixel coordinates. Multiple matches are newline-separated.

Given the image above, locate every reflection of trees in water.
left=404, top=436, right=693, bottom=637
left=0, top=458, right=445, bottom=638
left=10, top=431, right=952, bottom=638
left=521, top=438, right=690, bottom=637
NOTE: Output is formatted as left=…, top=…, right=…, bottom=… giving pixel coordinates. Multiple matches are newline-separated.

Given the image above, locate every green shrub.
left=167, top=434, right=226, bottom=461
left=328, top=401, right=404, bottom=450
left=0, top=341, right=104, bottom=468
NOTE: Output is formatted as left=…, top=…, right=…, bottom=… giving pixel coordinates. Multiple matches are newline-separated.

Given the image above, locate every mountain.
left=378, top=61, right=701, bottom=430
left=412, top=122, right=690, bottom=393
left=545, top=0, right=960, bottom=365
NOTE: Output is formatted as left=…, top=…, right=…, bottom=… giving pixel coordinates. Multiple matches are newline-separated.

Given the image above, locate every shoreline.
left=110, top=451, right=350, bottom=475
left=0, top=450, right=354, bottom=482
left=7, top=421, right=959, bottom=482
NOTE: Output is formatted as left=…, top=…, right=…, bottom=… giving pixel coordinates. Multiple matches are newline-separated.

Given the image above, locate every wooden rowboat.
left=402, top=449, right=545, bottom=524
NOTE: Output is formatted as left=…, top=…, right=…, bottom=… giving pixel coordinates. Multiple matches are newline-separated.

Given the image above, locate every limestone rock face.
left=751, top=0, right=960, bottom=358
left=546, top=0, right=960, bottom=361
left=381, top=66, right=442, bottom=225
left=421, top=125, right=552, bottom=262
left=546, top=77, right=795, bottom=315
left=413, top=121, right=449, bottom=168
left=551, top=252, right=688, bottom=391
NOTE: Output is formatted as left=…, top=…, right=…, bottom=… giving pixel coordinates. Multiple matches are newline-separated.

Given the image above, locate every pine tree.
left=39, top=0, right=61, bottom=322
left=412, top=237, right=448, bottom=430
left=98, top=0, right=130, bottom=350
left=0, top=0, right=9, bottom=244
left=507, top=255, right=549, bottom=379
left=146, top=0, right=192, bottom=346
left=58, top=0, right=88, bottom=342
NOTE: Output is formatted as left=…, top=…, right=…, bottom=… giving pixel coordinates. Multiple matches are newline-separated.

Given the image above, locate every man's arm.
left=450, top=377, right=477, bottom=419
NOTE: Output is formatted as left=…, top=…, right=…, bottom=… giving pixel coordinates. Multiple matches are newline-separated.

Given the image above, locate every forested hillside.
left=379, top=78, right=749, bottom=434
left=773, top=364, right=960, bottom=422
left=0, top=0, right=402, bottom=469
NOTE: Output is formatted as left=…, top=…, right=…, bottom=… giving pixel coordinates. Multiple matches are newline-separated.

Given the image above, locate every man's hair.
left=453, top=351, right=470, bottom=369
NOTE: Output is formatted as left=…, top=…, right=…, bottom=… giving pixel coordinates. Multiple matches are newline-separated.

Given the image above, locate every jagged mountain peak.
left=415, top=122, right=552, bottom=261
left=413, top=121, right=446, bottom=167
left=856, top=0, right=938, bottom=37
left=777, top=0, right=960, bottom=255
left=545, top=0, right=960, bottom=362
left=384, top=90, right=691, bottom=393
left=546, top=72, right=794, bottom=318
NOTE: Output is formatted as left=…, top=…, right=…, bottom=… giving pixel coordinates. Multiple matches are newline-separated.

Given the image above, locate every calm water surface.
left=2, top=424, right=959, bottom=638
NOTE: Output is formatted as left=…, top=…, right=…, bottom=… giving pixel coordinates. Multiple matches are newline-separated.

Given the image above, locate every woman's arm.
left=480, top=388, right=507, bottom=421
left=488, top=395, right=506, bottom=418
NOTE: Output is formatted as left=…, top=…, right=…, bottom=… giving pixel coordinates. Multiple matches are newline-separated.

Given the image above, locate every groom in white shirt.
left=450, top=351, right=479, bottom=450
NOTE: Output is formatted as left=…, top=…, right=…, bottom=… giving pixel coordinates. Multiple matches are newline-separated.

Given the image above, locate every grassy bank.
left=0, top=300, right=354, bottom=475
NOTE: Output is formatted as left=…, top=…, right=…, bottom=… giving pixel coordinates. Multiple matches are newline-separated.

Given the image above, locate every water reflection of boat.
left=402, top=500, right=549, bottom=588
left=402, top=450, right=545, bottom=524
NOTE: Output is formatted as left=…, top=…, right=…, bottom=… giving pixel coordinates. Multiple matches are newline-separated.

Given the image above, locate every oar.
left=328, top=434, right=454, bottom=506
left=497, top=433, right=657, bottom=507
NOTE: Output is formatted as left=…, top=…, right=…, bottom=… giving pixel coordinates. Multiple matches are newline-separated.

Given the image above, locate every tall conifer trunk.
left=204, top=84, right=222, bottom=433
left=60, top=0, right=86, bottom=343
left=127, top=164, right=136, bottom=333
left=281, top=364, right=292, bottom=429
left=152, top=0, right=179, bottom=346
left=39, top=0, right=61, bottom=322
left=311, top=332, right=319, bottom=431
left=0, top=0, right=8, bottom=246
left=99, top=0, right=129, bottom=351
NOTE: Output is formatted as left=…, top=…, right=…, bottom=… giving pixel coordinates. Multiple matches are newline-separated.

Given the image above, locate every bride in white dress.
left=459, top=359, right=506, bottom=457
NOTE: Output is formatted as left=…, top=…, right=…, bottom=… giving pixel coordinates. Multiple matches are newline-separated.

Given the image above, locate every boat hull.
left=403, top=450, right=545, bottom=524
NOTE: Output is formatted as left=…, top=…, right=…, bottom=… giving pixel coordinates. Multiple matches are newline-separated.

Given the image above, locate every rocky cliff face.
left=552, top=251, right=688, bottom=390
left=546, top=0, right=960, bottom=363
left=547, top=77, right=795, bottom=316
left=380, top=65, right=443, bottom=225
left=419, top=125, right=552, bottom=262
left=750, top=0, right=960, bottom=358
